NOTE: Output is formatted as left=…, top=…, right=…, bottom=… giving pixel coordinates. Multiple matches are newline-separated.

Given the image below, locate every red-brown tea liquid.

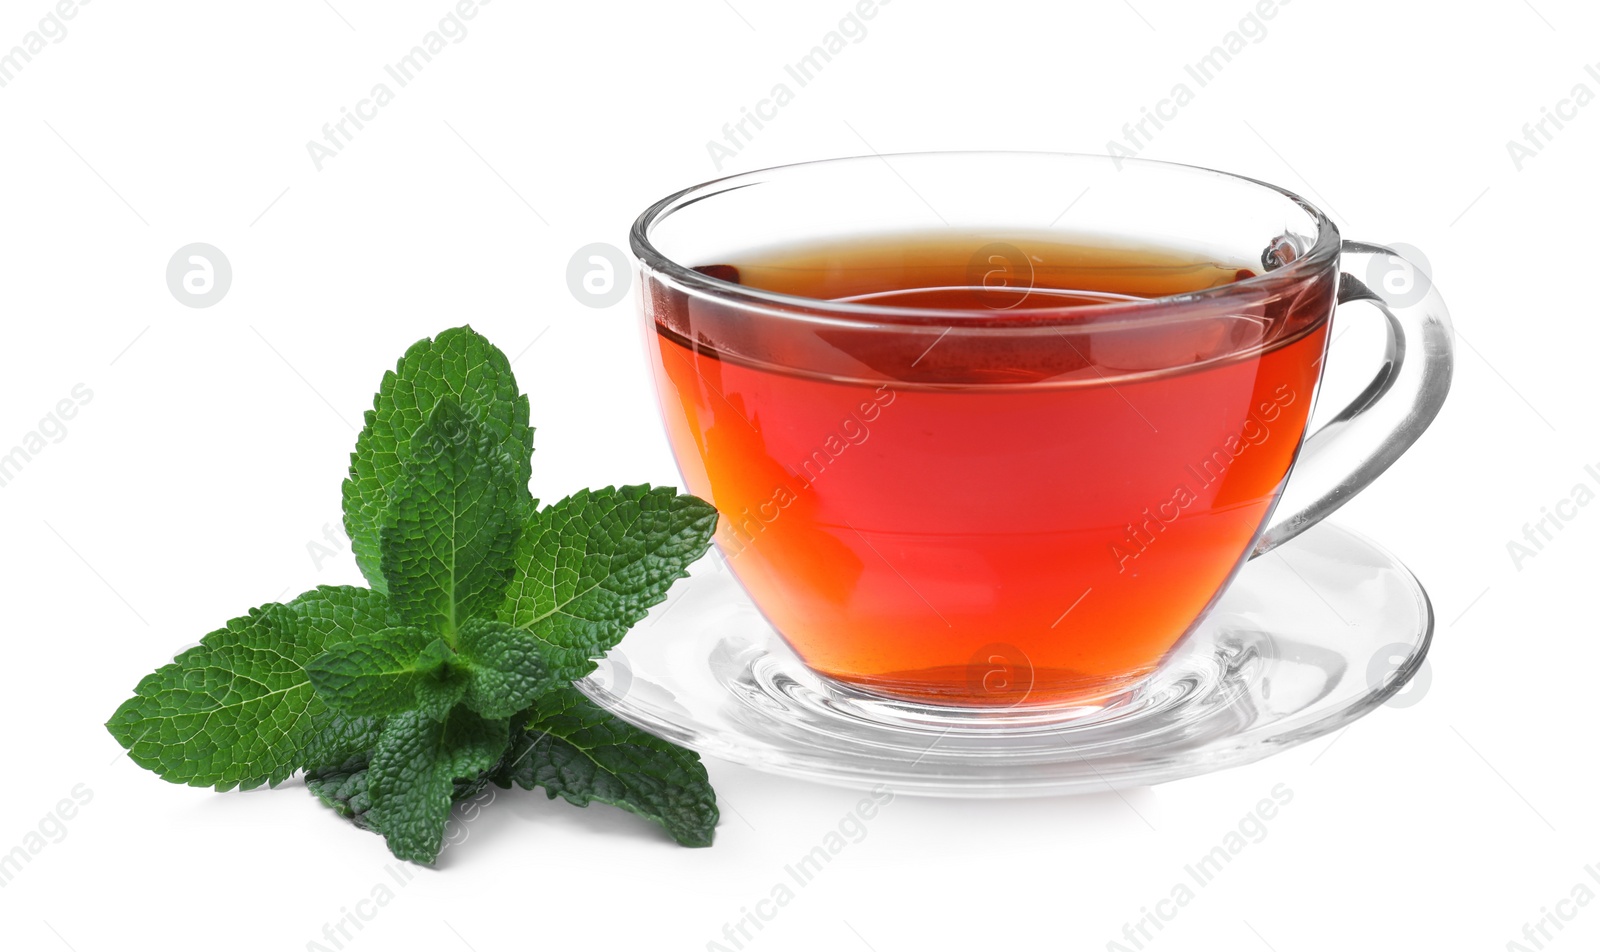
left=644, top=233, right=1334, bottom=705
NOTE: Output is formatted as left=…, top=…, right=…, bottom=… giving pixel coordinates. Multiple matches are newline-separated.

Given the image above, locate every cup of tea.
left=631, top=152, right=1451, bottom=708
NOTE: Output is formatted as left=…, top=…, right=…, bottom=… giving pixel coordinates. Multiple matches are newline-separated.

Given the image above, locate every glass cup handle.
left=1252, top=240, right=1455, bottom=557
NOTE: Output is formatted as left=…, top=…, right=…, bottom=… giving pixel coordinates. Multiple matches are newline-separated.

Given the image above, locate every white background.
left=0, top=0, right=1595, bottom=949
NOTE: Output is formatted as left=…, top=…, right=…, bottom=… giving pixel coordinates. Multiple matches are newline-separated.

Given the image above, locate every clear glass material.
left=631, top=152, right=1452, bottom=709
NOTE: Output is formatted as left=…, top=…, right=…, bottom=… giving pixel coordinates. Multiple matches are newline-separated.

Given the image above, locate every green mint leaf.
left=304, top=627, right=444, bottom=717
left=367, top=709, right=510, bottom=864
left=105, top=586, right=396, bottom=790
left=300, top=713, right=383, bottom=772
left=294, top=585, right=401, bottom=647
left=493, top=686, right=718, bottom=848
left=413, top=639, right=470, bottom=720
left=306, top=754, right=377, bottom=831
left=307, top=752, right=498, bottom=836
left=296, top=584, right=422, bottom=769
left=498, top=486, right=718, bottom=681
left=344, top=325, right=533, bottom=594
left=456, top=618, right=554, bottom=719
left=381, top=398, right=525, bottom=636
left=285, top=587, right=397, bottom=768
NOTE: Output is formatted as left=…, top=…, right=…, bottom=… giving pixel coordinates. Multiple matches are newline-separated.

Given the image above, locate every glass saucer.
left=577, top=521, right=1431, bottom=797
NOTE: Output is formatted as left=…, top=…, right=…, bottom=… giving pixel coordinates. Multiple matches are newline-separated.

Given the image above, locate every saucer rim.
left=578, top=521, right=1434, bottom=797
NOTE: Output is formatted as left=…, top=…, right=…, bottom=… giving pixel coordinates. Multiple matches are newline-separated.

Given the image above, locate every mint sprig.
left=107, top=325, right=721, bottom=864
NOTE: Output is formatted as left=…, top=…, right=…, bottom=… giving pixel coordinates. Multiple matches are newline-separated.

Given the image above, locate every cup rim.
left=629, top=150, right=1341, bottom=330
